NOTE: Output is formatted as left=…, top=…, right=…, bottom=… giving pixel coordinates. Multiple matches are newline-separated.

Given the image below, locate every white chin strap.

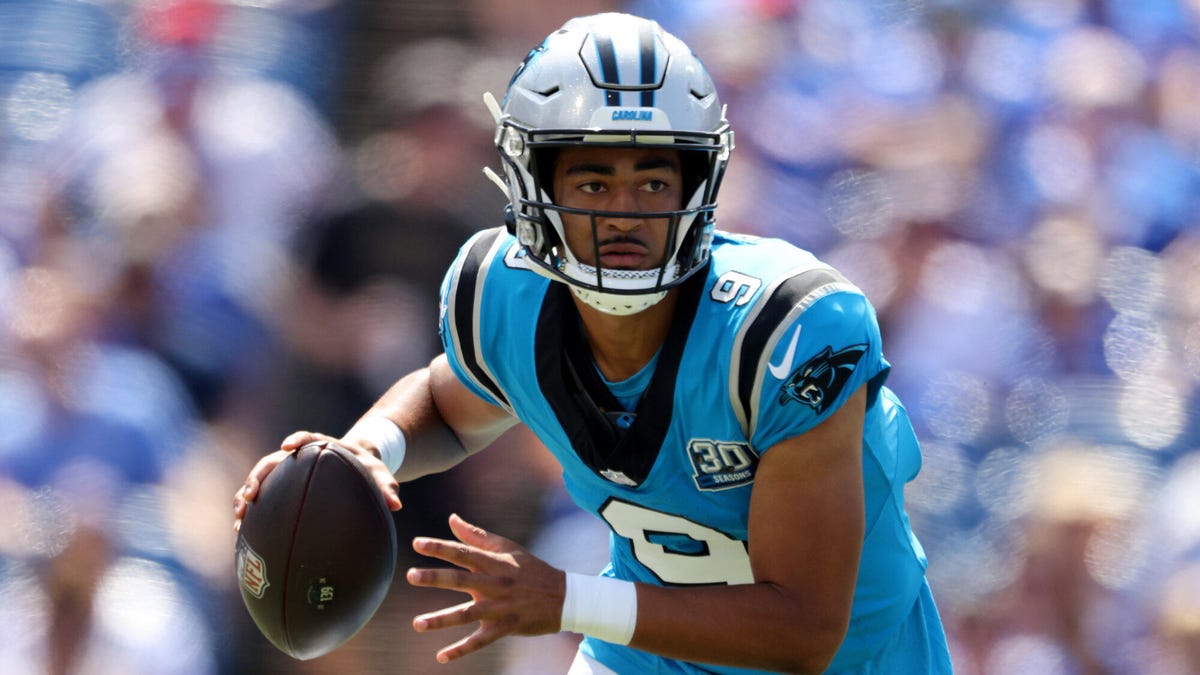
left=571, top=286, right=668, bottom=315
left=562, top=260, right=675, bottom=315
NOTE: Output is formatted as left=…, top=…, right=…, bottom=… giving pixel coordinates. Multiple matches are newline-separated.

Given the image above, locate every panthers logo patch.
left=779, top=344, right=867, bottom=414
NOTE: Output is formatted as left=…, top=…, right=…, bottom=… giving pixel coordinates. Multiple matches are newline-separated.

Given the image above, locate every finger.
left=377, top=473, right=402, bottom=512
left=233, top=484, right=249, bottom=519
left=432, top=624, right=509, bottom=664
left=448, top=513, right=519, bottom=554
left=412, top=599, right=477, bottom=631
left=281, top=430, right=325, bottom=450
left=233, top=483, right=257, bottom=530
left=241, top=450, right=289, bottom=502
left=382, top=486, right=402, bottom=511
left=352, top=451, right=402, bottom=512
left=232, top=476, right=261, bottom=519
left=406, top=565, right=502, bottom=593
left=411, top=536, right=494, bottom=573
left=406, top=564, right=463, bottom=591
left=297, top=435, right=403, bottom=512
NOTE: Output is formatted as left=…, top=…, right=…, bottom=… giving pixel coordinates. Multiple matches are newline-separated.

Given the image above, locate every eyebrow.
left=563, top=156, right=679, bottom=176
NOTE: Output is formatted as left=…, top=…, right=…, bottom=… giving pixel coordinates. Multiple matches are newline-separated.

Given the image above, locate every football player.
left=236, top=12, right=953, bottom=674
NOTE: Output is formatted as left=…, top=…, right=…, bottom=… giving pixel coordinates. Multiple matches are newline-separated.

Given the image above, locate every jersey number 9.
left=599, top=499, right=754, bottom=586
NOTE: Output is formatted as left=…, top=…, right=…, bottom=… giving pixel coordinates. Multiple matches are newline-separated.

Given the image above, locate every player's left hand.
left=406, top=513, right=566, bottom=664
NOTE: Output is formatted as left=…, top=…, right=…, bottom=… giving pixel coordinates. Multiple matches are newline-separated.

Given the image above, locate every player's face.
left=551, top=146, right=684, bottom=271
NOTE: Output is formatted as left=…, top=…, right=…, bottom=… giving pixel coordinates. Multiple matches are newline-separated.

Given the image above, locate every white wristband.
left=560, top=573, right=638, bottom=645
left=344, top=415, right=406, bottom=474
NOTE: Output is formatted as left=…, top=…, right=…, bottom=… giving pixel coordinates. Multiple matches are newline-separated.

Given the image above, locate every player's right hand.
left=232, top=430, right=402, bottom=532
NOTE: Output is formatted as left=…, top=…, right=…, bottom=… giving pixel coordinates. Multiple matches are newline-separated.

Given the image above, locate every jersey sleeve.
left=748, top=289, right=889, bottom=454
left=437, top=227, right=513, bottom=412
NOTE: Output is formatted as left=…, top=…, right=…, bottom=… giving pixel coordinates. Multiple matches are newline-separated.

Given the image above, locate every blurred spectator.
left=2, top=1, right=341, bottom=672
left=971, top=444, right=1156, bottom=674
left=37, top=0, right=339, bottom=422
left=0, top=263, right=215, bottom=674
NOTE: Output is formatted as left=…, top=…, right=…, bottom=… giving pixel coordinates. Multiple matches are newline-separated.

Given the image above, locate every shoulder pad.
left=728, top=265, right=860, bottom=437
left=441, top=227, right=514, bottom=412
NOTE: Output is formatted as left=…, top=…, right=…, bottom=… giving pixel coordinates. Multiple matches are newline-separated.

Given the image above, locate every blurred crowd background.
left=1, top=0, right=1199, bottom=673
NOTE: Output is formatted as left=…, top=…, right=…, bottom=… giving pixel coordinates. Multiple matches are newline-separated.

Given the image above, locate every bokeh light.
left=1117, top=379, right=1188, bottom=450
left=5, top=71, right=74, bottom=142
left=1023, top=213, right=1105, bottom=304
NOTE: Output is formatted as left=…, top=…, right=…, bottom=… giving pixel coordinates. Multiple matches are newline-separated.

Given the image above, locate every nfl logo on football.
left=237, top=538, right=271, bottom=599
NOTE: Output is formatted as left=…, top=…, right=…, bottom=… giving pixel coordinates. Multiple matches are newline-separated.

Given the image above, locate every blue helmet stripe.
left=594, top=34, right=621, bottom=106
left=638, top=24, right=656, bottom=107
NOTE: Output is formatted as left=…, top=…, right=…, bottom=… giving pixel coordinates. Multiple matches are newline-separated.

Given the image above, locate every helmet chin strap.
left=558, top=256, right=677, bottom=315
left=570, top=285, right=668, bottom=316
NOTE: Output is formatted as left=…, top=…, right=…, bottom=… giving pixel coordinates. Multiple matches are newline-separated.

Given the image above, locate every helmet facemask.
left=498, top=124, right=729, bottom=315
left=486, top=12, right=734, bottom=315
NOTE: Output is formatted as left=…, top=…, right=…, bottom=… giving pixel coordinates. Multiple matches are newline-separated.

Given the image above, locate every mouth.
left=597, top=239, right=651, bottom=270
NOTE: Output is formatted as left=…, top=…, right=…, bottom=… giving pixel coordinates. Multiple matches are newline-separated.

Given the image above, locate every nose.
left=600, top=187, right=644, bottom=231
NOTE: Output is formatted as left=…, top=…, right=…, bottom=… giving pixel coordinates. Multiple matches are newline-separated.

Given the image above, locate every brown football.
left=236, top=441, right=397, bottom=660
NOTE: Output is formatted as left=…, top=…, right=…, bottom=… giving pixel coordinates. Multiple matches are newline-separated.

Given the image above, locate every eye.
left=641, top=179, right=669, bottom=193
left=577, top=181, right=606, bottom=194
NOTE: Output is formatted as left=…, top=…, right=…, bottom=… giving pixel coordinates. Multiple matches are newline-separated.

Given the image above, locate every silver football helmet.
left=488, top=12, right=734, bottom=315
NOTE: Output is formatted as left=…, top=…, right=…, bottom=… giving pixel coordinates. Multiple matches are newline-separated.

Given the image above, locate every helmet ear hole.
left=511, top=207, right=554, bottom=260
left=503, top=204, right=517, bottom=235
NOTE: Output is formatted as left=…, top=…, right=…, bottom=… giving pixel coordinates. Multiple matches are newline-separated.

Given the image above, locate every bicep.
left=748, top=384, right=867, bottom=637
left=429, top=353, right=518, bottom=454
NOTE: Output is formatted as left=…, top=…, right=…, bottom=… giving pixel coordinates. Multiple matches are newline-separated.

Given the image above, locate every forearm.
left=630, top=582, right=846, bottom=674
left=346, top=355, right=516, bottom=481
left=352, top=367, right=467, bottom=481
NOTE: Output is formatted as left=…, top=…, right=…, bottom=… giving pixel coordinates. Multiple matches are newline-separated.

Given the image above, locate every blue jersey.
left=439, top=228, right=948, bottom=674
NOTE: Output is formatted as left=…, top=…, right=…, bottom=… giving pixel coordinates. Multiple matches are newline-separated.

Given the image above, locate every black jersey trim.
left=730, top=266, right=857, bottom=438
left=534, top=267, right=708, bottom=487
left=446, top=227, right=512, bottom=412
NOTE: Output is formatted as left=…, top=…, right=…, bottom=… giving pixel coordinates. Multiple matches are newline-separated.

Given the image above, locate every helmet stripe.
left=593, top=33, right=621, bottom=106
left=638, top=23, right=656, bottom=107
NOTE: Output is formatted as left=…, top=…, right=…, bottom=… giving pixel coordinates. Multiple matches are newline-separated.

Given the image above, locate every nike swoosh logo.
left=768, top=323, right=803, bottom=380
